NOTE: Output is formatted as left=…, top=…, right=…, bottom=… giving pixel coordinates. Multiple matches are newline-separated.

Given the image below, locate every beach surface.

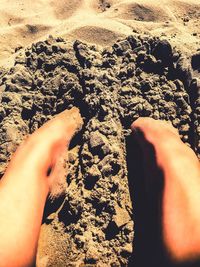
left=0, top=0, right=200, bottom=67
left=0, top=1, right=199, bottom=266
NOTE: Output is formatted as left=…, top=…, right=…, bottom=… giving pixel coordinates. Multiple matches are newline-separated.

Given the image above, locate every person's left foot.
left=5, top=107, right=83, bottom=196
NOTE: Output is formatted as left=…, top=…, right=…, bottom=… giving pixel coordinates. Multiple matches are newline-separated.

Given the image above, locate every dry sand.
left=0, top=0, right=200, bottom=67
left=0, top=1, right=200, bottom=267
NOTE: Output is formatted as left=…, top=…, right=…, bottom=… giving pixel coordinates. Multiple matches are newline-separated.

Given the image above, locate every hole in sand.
left=105, top=221, right=119, bottom=240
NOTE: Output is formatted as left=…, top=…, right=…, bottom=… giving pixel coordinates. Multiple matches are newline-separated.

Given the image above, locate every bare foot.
left=4, top=107, right=83, bottom=196
left=131, top=118, right=180, bottom=155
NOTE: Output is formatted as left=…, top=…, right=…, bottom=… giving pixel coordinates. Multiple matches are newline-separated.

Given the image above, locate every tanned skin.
left=0, top=107, right=82, bottom=267
left=0, top=114, right=199, bottom=266
left=132, top=118, right=200, bottom=263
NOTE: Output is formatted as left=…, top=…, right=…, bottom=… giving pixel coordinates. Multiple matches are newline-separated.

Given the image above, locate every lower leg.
left=0, top=107, right=83, bottom=267
left=131, top=118, right=200, bottom=263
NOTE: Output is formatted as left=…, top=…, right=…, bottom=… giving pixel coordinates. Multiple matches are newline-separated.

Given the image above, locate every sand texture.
left=0, top=0, right=200, bottom=67
left=0, top=0, right=200, bottom=266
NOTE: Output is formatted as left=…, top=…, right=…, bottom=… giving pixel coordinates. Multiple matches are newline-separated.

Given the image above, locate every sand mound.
left=105, top=2, right=174, bottom=22
left=50, top=0, right=82, bottom=20
left=169, top=0, right=200, bottom=20
left=68, top=26, right=126, bottom=46
left=0, top=33, right=199, bottom=266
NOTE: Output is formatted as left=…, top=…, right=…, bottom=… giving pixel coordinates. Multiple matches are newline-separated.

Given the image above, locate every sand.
left=0, top=1, right=200, bottom=267
left=0, top=0, right=200, bottom=67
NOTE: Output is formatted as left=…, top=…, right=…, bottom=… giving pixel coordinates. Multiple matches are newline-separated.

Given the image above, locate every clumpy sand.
left=0, top=33, right=199, bottom=266
left=0, top=0, right=200, bottom=266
